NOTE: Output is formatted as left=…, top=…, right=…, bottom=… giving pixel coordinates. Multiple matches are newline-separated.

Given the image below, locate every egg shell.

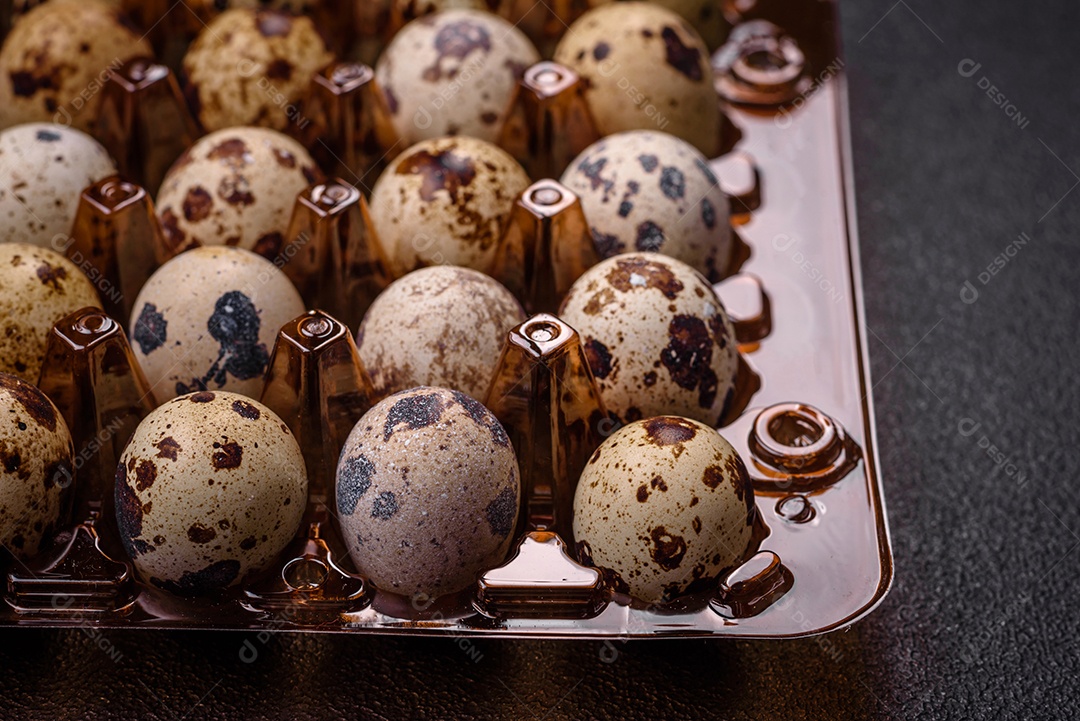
left=0, top=0, right=152, bottom=132
left=375, top=9, right=541, bottom=145
left=369, top=136, right=531, bottom=277
left=0, top=243, right=102, bottom=383
left=336, top=386, right=520, bottom=598
left=183, top=9, right=333, bottom=133
left=115, top=390, right=307, bottom=595
left=128, top=246, right=306, bottom=403
left=155, top=126, right=323, bottom=259
left=561, top=130, right=733, bottom=282
left=357, top=266, right=524, bottom=400
left=558, top=252, right=738, bottom=426
left=648, top=0, right=729, bottom=49
left=553, top=2, right=721, bottom=157
left=0, top=373, right=73, bottom=559
left=0, top=124, right=118, bottom=248
left=573, top=415, right=754, bottom=603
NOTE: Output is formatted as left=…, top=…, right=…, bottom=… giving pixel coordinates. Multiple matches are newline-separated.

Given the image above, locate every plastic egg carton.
left=0, top=0, right=891, bottom=638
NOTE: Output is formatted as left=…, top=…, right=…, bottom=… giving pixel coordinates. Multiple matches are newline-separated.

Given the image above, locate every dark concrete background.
left=1, top=1, right=1077, bottom=718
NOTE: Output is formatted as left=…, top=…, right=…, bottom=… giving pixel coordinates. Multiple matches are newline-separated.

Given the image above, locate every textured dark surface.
left=1, top=1, right=1078, bottom=719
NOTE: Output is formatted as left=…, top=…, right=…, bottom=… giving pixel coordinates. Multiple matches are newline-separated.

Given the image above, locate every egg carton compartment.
left=0, top=0, right=890, bottom=638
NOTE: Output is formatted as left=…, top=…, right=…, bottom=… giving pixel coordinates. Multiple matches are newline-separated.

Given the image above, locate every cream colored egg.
left=336, top=386, right=520, bottom=598
left=0, top=373, right=73, bottom=559
left=375, top=9, right=540, bottom=145
left=369, top=136, right=531, bottom=277
left=115, top=390, right=307, bottom=594
left=0, top=243, right=102, bottom=383
left=561, top=130, right=733, bottom=282
left=357, top=266, right=524, bottom=400
left=0, top=0, right=152, bottom=131
left=559, top=252, right=737, bottom=426
left=128, top=246, right=305, bottom=403
left=155, top=127, right=323, bottom=259
left=183, top=9, right=332, bottom=133
left=0, top=124, right=117, bottom=248
left=573, top=415, right=754, bottom=603
left=554, top=2, right=721, bottom=156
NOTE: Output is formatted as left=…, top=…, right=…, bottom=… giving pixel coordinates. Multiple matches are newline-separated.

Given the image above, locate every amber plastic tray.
left=0, top=0, right=891, bottom=638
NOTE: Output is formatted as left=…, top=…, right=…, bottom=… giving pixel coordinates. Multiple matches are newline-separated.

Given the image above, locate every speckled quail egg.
left=155, top=127, right=323, bottom=259
left=573, top=415, right=754, bottom=603
left=115, top=390, right=307, bottom=595
left=0, top=373, right=74, bottom=559
left=0, top=243, right=102, bottom=383
left=562, top=130, right=733, bottom=282
left=369, top=136, right=531, bottom=277
left=559, top=252, right=738, bottom=426
left=0, top=124, right=118, bottom=248
left=357, top=266, right=524, bottom=400
left=554, top=2, right=722, bottom=157
left=336, top=386, right=520, bottom=598
left=129, top=246, right=305, bottom=403
left=183, top=9, right=332, bottom=133
left=375, top=9, right=541, bottom=145
left=0, top=0, right=152, bottom=132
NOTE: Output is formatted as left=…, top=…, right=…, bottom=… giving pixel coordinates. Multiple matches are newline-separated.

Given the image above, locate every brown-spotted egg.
left=115, top=390, right=307, bottom=595
left=0, top=243, right=101, bottom=383
left=573, top=415, right=754, bottom=603
left=375, top=9, right=540, bottom=145
left=561, top=130, right=733, bottom=282
left=0, top=373, right=73, bottom=559
left=155, top=126, right=323, bottom=259
left=183, top=9, right=332, bottom=133
left=368, top=136, right=531, bottom=277
left=553, top=2, right=722, bottom=156
left=559, top=252, right=738, bottom=426
left=129, top=246, right=305, bottom=403
left=357, top=266, right=525, bottom=400
left=0, top=124, right=117, bottom=248
left=0, top=0, right=153, bottom=131
left=336, top=386, right=520, bottom=598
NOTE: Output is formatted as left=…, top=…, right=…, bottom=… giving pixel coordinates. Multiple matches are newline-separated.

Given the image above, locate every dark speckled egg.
left=368, top=136, right=531, bottom=277
left=115, top=390, right=307, bottom=595
left=336, top=386, right=520, bottom=598
left=375, top=9, right=540, bottom=145
left=558, top=252, right=738, bottom=426
left=155, top=127, right=324, bottom=259
left=553, top=2, right=721, bottom=156
left=561, top=130, right=733, bottom=282
left=573, top=415, right=754, bottom=603
left=182, top=8, right=332, bottom=133
left=0, top=373, right=73, bottom=559
left=128, top=246, right=305, bottom=402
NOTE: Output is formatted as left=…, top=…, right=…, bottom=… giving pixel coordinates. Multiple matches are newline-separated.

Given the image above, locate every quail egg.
left=554, top=2, right=722, bottom=156
left=183, top=8, right=332, bottom=133
left=155, top=127, right=323, bottom=259
left=559, top=252, right=738, bottom=426
left=0, top=123, right=118, bottom=248
left=561, top=130, right=733, bottom=282
left=574, top=415, right=754, bottom=603
left=369, top=136, right=531, bottom=277
left=0, top=243, right=102, bottom=383
left=129, top=246, right=306, bottom=403
left=0, top=0, right=153, bottom=132
left=357, top=266, right=525, bottom=400
left=336, top=386, right=520, bottom=598
left=0, top=373, right=74, bottom=559
left=375, top=9, right=541, bottom=145
left=115, top=390, right=307, bottom=595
